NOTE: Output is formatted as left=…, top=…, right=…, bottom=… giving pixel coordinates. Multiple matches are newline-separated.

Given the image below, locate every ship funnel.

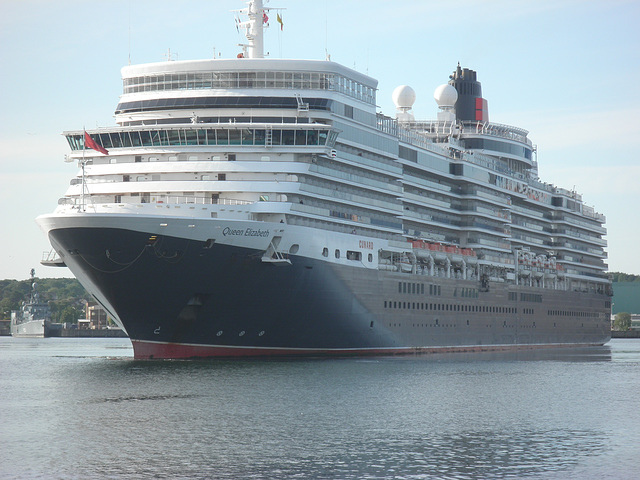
left=448, top=64, right=488, bottom=122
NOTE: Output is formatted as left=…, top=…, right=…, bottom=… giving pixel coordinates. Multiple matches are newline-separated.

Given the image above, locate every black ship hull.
left=47, top=224, right=611, bottom=359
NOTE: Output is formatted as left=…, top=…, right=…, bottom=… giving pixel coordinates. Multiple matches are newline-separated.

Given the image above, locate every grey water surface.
left=1, top=337, right=638, bottom=479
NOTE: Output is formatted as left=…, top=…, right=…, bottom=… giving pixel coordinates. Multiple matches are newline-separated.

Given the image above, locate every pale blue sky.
left=1, top=0, right=638, bottom=279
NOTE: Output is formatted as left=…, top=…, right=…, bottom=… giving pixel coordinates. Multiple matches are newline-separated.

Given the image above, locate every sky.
left=0, top=0, right=639, bottom=280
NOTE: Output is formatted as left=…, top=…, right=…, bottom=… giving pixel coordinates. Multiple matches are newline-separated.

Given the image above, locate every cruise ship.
left=36, top=0, right=611, bottom=359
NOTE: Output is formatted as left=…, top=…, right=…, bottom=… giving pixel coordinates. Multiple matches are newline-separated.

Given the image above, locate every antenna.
left=324, top=0, right=329, bottom=60
left=128, top=0, right=131, bottom=65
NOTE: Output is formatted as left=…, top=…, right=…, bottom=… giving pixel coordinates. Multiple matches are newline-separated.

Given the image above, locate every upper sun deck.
left=121, top=58, right=378, bottom=107
left=402, top=120, right=532, bottom=147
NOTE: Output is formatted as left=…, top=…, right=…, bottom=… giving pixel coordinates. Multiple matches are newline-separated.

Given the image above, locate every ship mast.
left=236, top=0, right=273, bottom=59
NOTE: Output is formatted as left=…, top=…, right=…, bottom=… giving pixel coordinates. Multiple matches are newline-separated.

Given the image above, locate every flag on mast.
left=277, top=13, right=283, bottom=30
left=84, top=131, right=109, bottom=155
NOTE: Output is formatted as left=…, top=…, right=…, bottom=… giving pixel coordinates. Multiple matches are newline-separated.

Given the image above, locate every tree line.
left=0, top=277, right=92, bottom=324
left=609, top=272, right=640, bottom=283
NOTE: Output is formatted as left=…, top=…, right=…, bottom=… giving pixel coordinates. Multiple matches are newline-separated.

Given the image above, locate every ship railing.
left=377, top=115, right=540, bottom=183
left=41, top=249, right=65, bottom=267
left=151, top=195, right=253, bottom=206
left=555, top=187, right=582, bottom=200
left=582, top=209, right=606, bottom=222
left=461, top=121, right=532, bottom=146
left=389, top=119, right=532, bottom=146
left=555, top=214, right=607, bottom=233
left=58, top=195, right=254, bottom=208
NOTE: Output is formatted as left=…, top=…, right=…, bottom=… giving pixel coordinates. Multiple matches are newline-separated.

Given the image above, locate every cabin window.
left=344, top=105, right=354, bottom=118
left=346, top=251, right=361, bottom=261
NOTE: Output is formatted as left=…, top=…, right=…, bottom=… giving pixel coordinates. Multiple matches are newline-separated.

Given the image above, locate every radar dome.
left=434, top=84, right=458, bottom=108
left=392, top=85, right=416, bottom=110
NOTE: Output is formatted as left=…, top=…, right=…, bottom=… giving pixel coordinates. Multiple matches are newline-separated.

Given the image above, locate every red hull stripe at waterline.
left=130, top=340, right=605, bottom=360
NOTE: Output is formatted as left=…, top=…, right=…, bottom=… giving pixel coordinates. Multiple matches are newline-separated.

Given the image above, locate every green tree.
left=610, top=272, right=640, bottom=283
left=614, top=312, right=632, bottom=331
left=57, top=305, right=83, bottom=324
left=0, top=277, right=92, bottom=321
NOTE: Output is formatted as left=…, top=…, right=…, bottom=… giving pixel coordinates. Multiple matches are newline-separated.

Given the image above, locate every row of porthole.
left=216, top=330, right=266, bottom=337
left=398, top=282, right=444, bottom=296
left=390, top=322, right=500, bottom=328
left=547, top=310, right=600, bottom=318
left=384, top=300, right=518, bottom=314
left=321, top=247, right=373, bottom=262
left=391, top=322, right=496, bottom=328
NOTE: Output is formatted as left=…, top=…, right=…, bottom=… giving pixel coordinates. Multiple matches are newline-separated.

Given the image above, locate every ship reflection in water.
left=1, top=338, right=638, bottom=479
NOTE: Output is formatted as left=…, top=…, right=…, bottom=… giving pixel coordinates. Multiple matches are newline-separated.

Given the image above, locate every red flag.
left=263, top=12, right=269, bottom=24
left=84, top=131, right=109, bottom=155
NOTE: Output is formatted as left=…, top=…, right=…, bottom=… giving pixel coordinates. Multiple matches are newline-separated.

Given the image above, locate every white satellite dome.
left=392, top=85, right=416, bottom=110
left=434, top=84, right=458, bottom=108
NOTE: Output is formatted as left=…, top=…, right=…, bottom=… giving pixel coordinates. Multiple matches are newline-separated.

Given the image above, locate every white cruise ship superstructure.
left=37, top=0, right=611, bottom=359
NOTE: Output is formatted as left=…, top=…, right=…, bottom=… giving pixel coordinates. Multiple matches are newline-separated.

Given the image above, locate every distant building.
left=612, top=282, right=640, bottom=315
left=77, top=318, right=91, bottom=330
left=81, top=301, right=108, bottom=329
left=0, top=319, right=10, bottom=336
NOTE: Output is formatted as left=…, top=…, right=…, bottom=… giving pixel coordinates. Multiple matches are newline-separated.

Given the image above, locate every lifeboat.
left=399, top=261, right=413, bottom=273
left=409, top=239, right=477, bottom=266
left=378, top=264, right=398, bottom=272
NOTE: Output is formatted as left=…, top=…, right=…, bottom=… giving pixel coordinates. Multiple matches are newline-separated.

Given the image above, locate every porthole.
left=216, top=330, right=223, bottom=336
left=289, top=244, right=299, bottom=254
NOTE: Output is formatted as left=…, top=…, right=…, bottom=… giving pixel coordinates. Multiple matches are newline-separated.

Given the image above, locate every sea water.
left=1, top=337, right=639, bottom=479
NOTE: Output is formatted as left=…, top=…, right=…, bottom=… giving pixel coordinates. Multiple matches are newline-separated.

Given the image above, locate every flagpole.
left=81, top=128, right=86, bottom=212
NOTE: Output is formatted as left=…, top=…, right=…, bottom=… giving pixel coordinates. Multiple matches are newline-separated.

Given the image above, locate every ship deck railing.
left=59, top=195, right=255, bottom=208
left=378, top=115, right=533, bottom=146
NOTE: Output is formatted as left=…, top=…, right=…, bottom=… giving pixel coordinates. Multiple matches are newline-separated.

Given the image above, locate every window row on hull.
left=115, top=96, right=330, bottom=114
left=122, top=71, right=376, bottom=105
left=67, top=127, right=338, bottom=151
